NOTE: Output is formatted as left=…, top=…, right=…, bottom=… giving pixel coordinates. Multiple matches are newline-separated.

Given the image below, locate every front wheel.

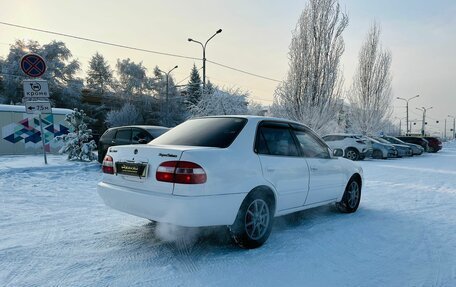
left=229, top=192, right=274, bottom=249
left=337, top=178, right=361, bottom=213
left=345, top=148, right=360, bottom=161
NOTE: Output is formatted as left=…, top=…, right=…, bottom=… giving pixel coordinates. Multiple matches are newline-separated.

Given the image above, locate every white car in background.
left=98, top=116, right=363, bottom=248
left=322, top=134, right=373, bottom=161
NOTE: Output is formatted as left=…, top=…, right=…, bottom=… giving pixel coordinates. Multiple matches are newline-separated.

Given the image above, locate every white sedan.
left=98, top=116, right=363, bottom=248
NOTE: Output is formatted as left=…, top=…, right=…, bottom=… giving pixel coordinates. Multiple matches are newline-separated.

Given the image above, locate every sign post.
left=38, top=113, right=48, bottom=164
left=20, top=53, right=49, bottom=164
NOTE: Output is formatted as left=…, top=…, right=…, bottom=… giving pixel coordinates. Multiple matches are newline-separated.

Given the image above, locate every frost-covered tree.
left=186, top=64, right=202, bottom=107
left=105, top=102, right=143, bottom=127
left=271, top=0, right=348, bottom=134
left=247, top=101, right=268, bottom=116
left=86, top=52, right=114, bottom=94
left=1, top=40, right=82, bottom=107
left=116, top=58, right=152, bottom=96
left=55, top=108, right=97, bottom=161
left=190, top=87, right=248, bottom=117
left=348, top=23, right=393, bottom=134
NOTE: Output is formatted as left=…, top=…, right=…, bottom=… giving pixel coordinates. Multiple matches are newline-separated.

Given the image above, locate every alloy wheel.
left=347, top=181, right=360, bottom=208
left=244, top=199, right=270, bottom=240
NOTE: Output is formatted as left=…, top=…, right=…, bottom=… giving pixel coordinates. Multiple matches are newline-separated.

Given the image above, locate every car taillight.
left=102, top=155, right=114, bottom=174
left=156, top=161, right=207, bottom=184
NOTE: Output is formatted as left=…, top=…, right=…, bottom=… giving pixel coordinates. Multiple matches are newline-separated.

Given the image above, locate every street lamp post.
left=396, top=95, right=420, bottom=135
left=157, top=65, right=178, bottom=126
left=188, top=29, right=222, bottom=92
left=416, top=106, right=433, bottom=136
left=449, top=115, right=456, bottom=140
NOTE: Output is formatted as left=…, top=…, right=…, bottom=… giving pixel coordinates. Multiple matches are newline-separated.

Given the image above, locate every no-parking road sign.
left=20, top=54, right=47, bottom=78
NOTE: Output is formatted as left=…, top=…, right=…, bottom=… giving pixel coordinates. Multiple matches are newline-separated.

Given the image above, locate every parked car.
left=370, top=136, right=413, bottom=157
left=396, top=136, right=430, bottom=152
left=97, top=126, right=169, bottom=163
left=98, top=116, right=363, bottom=249
left=381, top=136, right=424, bottom=155
left=364, top=136, right=397, bottom=159
left=423, top=137, right=442, bottom=153
left=322, top=134, right=373, bottom=161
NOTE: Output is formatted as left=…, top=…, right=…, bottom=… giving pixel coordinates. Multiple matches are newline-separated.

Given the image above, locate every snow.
left=1, top=143, right=456, bottom=286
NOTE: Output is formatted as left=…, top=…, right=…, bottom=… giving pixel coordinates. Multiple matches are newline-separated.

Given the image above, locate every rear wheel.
left=337, top=178, right=361, bottom=213
left=345, top=148, right=359, bottom=161
left=229, top=192, right=274, bottom=249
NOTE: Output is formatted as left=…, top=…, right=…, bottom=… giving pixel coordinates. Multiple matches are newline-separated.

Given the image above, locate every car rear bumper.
left=97, top=182, right=246, bottom=227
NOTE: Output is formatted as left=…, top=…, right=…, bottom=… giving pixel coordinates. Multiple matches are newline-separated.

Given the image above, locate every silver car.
left=364, top=136, right=397, bottom=159
left=381, top=136, right=424, bottom=155
left=371, top=136, right=413, bottom=157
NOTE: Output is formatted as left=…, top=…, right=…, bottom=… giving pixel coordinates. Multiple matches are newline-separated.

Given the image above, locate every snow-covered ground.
left=1, top=144, right=455, bottom=287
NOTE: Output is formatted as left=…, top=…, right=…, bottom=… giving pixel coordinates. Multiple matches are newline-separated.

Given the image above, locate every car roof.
left=194, top=115, right=312, bottom=128
left=323, top=133, right=363, bottom=137
left=107, top=125, right=169, bottom=131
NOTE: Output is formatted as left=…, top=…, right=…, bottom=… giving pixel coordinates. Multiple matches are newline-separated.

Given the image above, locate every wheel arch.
left=350, top=173, right=362, bottom=189
left=243, top=185, right=277, bottom=215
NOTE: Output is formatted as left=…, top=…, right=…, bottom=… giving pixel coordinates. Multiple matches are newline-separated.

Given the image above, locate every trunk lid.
left=102, top=144, right=211, bottom=194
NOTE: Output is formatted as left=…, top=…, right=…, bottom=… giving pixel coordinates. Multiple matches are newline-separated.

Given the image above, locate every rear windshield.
left=146, top=128, right=170, bottom=138
left=150, top=117, right=247, bottom=148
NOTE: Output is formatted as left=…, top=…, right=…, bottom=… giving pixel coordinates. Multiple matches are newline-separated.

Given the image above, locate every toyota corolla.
left=98, top=116, right=363, bottom=248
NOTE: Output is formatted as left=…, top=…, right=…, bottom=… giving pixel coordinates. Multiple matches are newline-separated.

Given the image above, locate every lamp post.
left=449, top=115, right=456, bottom=140
left=188, top=29, right=222, bottom=92
left=416, top=106, right=433, bottom=136
left=396, top=95, right=419, bottom=135
left=157, top=65, right=178, bottom=126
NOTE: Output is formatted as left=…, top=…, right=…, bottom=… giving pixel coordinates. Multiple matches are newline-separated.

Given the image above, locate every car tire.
left=372, top=149, right=383, bottom=159
left=337, top=178, right=361, bottom=213
left=229, top=191, right=274, bottom=249
left=345, top=148, right=359, bottom=161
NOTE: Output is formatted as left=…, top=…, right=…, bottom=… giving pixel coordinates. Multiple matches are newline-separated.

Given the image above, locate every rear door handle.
left=266, top=167, right=276, bottom=172
left=310, top=167, right=318, bottom=172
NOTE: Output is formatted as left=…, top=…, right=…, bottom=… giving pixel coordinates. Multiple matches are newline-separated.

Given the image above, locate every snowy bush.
left=55, top=108, right=97, bottom=161
left=189, top=87, right=248, bottom=117
left=105, top=102, right=143, bottom=127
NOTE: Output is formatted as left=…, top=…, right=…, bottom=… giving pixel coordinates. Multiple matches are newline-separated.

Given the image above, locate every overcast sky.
left=1, top=0, right=455, bottom=135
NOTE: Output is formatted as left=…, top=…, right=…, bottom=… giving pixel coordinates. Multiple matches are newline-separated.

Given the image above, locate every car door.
left=291, top=126, right=345, bottom=205
left=255, top=122, right=310, bottom=211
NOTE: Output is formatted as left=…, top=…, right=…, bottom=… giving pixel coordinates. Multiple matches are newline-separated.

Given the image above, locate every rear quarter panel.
left=173, top=118, right=275, bottom=198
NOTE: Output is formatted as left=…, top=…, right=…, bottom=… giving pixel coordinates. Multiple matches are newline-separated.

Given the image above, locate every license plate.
left=115, top=162, right=148, bottom=178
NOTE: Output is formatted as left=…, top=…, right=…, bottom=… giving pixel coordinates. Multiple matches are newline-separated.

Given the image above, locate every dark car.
left=97, top=125, right=169, bottom=163
left=396, top=136, right=430, bottom=152
left=423, top=137, right=442, bottom=153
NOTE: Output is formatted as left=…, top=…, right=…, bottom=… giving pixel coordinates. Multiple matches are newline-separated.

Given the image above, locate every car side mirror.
left=333, top=149, right=343, bottom=157
left=138, top=139, right=148, bottom=144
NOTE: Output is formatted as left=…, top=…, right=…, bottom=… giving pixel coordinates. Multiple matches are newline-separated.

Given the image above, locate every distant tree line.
left=0, top=0, right=397, bottom=137
left=0, top=40, right=263, bottom=136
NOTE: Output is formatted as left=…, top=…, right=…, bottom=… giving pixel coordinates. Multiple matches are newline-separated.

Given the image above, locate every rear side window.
left=115, top=129, right=131, bottom=141
left=256, top=125, right=299, bottom=157
left=150, top=118, right=247, bottom=148
left=114, top=129, right=132, bottom=145
left=146, top=128, right=169, bottom=139
left=100, top=129, right=116, bottom=141
left=132, top=129, right=152, bottom=143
